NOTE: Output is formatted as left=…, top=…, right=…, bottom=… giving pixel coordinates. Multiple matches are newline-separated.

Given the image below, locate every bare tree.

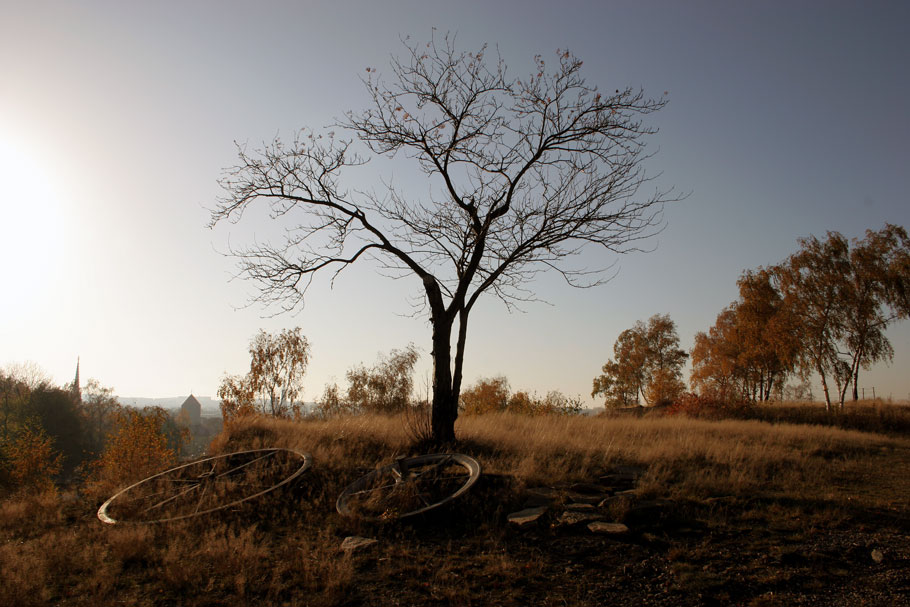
left=211, top=34, right=674, bottom=442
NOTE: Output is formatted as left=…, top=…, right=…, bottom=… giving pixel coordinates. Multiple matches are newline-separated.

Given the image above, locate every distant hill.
left=117, top=395, right=222, bottom=415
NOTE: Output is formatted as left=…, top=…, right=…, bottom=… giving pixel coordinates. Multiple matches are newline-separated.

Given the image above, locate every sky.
left=1, top=1, right=909, bottom=405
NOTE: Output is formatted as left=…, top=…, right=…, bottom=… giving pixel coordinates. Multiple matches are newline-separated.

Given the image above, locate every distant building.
left=180, top=394, right=202, bottom=427
left=70, top=357, right=81, bottom=403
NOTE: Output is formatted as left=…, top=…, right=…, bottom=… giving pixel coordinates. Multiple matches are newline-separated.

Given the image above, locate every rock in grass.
left=588, top=522, right=629, bottom=535
left=557, top=511, right=602, bottom=525
left=341, top=536, right=378, bottom=552
left=871, top=548, right=884, bottom=563
left=567, top=492, right=602, bottom=505
left=525, top=487, right=561, bottom=500
left=508, top=506, right=548, bottom=526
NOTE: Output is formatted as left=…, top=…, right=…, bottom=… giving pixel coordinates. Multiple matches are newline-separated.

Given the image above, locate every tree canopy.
left=593, top=314, right=687, bottom=407
left=691, top=225, right=910, bottom=410
left=774, top=225, right=910, bottom=409
left=218, top=327, right=311, bottom=420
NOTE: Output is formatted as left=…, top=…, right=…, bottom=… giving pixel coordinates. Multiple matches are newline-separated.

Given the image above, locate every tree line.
left=218, top=328, right=583, bottom=424
left=0, top=365, right=190, bottom=495
left=593, top=225, right=910, bottom=411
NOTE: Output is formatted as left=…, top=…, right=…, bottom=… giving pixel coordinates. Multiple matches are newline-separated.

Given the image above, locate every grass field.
left=1, top=405, right=909, bottom=606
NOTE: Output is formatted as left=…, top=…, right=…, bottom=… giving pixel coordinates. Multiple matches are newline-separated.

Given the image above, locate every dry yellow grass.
left=0, top=410, right=907, bottom=606
left=457, top=413, right=906, bottom=504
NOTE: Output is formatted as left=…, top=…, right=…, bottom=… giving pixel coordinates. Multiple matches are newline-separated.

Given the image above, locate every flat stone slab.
left=557, top=511, right=602, bottom=525
left=508, top=506, right=548, bottom=526
left=566, top=492, right=602, bottom=505
left=588, top=522, right=630, bottom=535
left=341, top=536, right=378, bottom=552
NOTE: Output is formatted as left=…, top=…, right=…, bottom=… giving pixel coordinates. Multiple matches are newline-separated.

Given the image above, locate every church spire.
left=71, top=357, right=81, bottom=402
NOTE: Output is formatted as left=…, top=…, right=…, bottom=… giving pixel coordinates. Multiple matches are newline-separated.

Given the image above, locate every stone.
left=508, top=506, right=548, bottom=526
left=871, top=548, right=884, bottom=563
left=341, top=536, right=377, bottom=552
left=588, top=522, right=629, bottom=535
left=566, top=492, right=602, bottom=505
left=557, top=511, right=602, bottom=525
left=598, top=496, right=622, bottom=508
left=525, top=487, right=561, bottom=499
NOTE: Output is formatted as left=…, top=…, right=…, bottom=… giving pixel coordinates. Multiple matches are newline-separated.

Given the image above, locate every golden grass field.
left=2, top=404, right=909, bottom=606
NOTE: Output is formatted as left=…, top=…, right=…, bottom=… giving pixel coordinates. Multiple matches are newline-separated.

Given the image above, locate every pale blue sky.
left=2, top=1, right=908, bottom=403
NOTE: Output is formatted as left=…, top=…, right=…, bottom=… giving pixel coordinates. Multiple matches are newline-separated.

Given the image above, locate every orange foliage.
left=666, top=393, right=754, bottom=420
left=2, top=423, right=62, bottom=491
left=92, top=407, right=177, bottom=487
left=460, top=376, right=510, bottom=416
left=460, top=377, right=582, bottom=416
left=218, top=374, right=259, bottom=424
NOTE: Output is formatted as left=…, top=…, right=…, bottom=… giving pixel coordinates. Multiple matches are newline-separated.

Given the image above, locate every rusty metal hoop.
left=97, top=448, right=311, bottom=524
left=336, top=453, right=481, bottom=521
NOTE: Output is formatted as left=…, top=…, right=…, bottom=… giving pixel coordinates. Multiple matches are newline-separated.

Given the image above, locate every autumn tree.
left=593, top=314, right=687, bottom=407
left=91, top=406, right=178, bottom=488
left=344, top=344, right=420, bottom=414
left=217, top=373, right=258, bottom=422
left=774, top=226, right=910, bottom=409
left=80, top=379, right=121, bottom=459
left=218, top=327, right=311, bottom=419
left=0, top=367, right=84, bottom=487
left=841, top=225, right=910, bottom=400
left=690, top=269, right=799, bottom=403
left=775, top=232, right=852, bottom=409
left=460, top=376, right=510, bottom=415
left=2, top=421, right=62, bottom=492
left=460, top=375, right=581, bottom=416
left=0, top=371, right=30, bottom=441
left=591, top=327, right=647, bottom=407
left=211, top=34, right=673, bottom=442
left=313, top=382, right=350, bottom=418
left=689, top=308, right=740, bottom=402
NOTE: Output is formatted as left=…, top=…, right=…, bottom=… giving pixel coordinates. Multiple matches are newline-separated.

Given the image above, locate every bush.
left=461, top=377, right=583, bottom=417
left=88, top=407, right=178, bottom=490
left=460, top=377, right=510, bottom=416
left=1, top=423, right=62, bottom=493
left=666, top=393, right=754, bottom=419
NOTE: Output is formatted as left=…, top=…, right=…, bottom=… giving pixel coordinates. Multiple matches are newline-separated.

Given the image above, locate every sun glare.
left=0, top=137, right=67, bottom=317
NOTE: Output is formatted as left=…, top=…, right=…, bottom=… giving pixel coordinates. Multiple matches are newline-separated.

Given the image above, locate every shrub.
left=460, top=376, right=510, bottom=416
left=666, top=393, right=754, bottom=419
left=1, top=422, right=62, bottom=492
left=89, top=406, right=178, bottom=490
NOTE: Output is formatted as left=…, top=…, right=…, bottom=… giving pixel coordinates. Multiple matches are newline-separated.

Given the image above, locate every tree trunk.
left=451, top=309, right=470, bottom=408
left=817, top=363, right=832, bottom=412
left=429, top=313, right=457, bottom=444
left=851, top=348, right=863, bottom=401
